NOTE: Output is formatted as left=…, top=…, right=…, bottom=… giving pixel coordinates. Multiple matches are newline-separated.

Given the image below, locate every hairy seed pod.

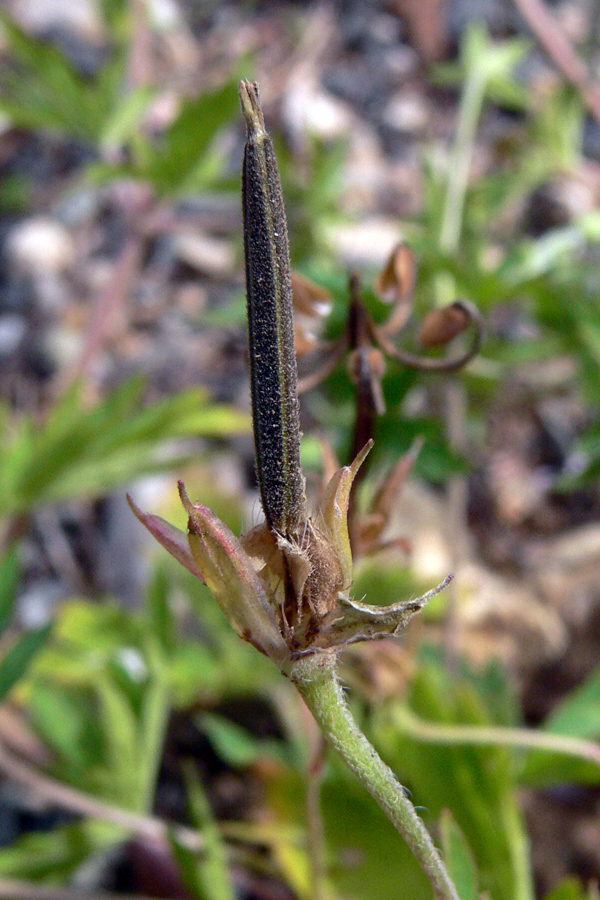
left=240, top=80, right=305, bottom=536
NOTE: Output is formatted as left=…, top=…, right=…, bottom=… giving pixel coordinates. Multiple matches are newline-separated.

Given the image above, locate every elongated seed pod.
left=240, top=80, right=305, bottom=536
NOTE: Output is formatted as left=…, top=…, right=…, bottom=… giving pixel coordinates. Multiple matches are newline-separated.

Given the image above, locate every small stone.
left=526, top=524, right=600, bottom=572
left=43, top=324, right=84, bottom=368
left=12, top=0, right=101, bottom=40
left=0, top=314, right=26, bottom=357
left=283, top=82, right=351, bottom=143
left=8, top=217, right=75, bottom=276
left=147, top=0, right=184, bottom=30
left=172, top=232, right=235, bottom=278
left=325, top=218, right=404, bottom=269
left=456, top=561, right=567, bottom=671
left=18, top=581, right=66, bottom=629
left=382, top=93, right=428, bottom=135
left=176, top=283, right=208, bottom=317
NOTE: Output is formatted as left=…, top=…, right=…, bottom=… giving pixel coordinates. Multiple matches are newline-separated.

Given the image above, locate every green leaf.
left=198, top=712, right=289, bottom=769
left=433, top=25, right=530, bottom=110
left=543, top=664, right=600, bottom=741
left=264, top=748, right=433, bottom=900
left=95, top=676, right=143, bottom=802
left=440, top=810, right=479, bottom=900
left=0, top=378, right=249, bottom=516
left=170, top=764, right=236, bottom=900
left=29, top=682, right=104, bottom=772
left=100, top=85, right=155, bottom=151
left=0, top=624, right=51, bottom=702
left=139, top=79, right=239, bottom=195
left=199, top=713, right=264, bottom=768
left=0, top=11, right=123, bottom=141
left=146, top=565, right=177, bottom=656
left=371, top=653, right=534, bottom=900
left=0, top=821, right=117, bottom=879
left=544, top=877, right=594, bottom=900
left=522, top=663, right=600, bottom=786
left=0, top=549, right=19, bottom=637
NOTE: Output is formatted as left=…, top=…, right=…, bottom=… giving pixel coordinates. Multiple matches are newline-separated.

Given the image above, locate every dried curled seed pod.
left=418, top=302, right=471, bottom=347
left=240, top=80, right=305, bottom=536
left=374, top=242, right=416, bottom=305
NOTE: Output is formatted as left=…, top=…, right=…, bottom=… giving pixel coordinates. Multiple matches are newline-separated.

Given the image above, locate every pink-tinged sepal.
left=127, top=494, right=205, bottom=582
left=178, top=482, right=288, bottom=665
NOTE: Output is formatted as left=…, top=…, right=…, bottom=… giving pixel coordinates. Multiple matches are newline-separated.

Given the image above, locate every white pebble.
left=8, top=217, right=74, bottom=276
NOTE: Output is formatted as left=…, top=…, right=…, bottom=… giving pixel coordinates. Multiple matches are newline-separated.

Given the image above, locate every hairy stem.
left=289, top=652, right=460, bottom=900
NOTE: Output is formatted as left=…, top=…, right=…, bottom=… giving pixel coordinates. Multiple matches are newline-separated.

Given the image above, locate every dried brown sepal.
left=297, top=337, right=348, bottom=394
left=320, top=436, right=341, bottom=488
left=370, top=435, right=423, bottom=524
left=418, top=302, right=471, bottom=347
left=292, top=271, right=333, bottom=319
left=240, top=80, right=305, bottom=536
left=355, top=436, right=424, bottom=554
left=179, top=481, right=288, bottom=664
left=320, top=440, right=373, bottom=591
left=319, top=574, right=453, bottom=649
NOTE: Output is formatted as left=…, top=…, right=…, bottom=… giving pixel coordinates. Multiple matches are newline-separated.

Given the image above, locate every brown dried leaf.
left=387, top=0, right=450, bottom=65
left=127, top=493, right=205, bottom=582
left=292, top=271, right=333, bottom=317
left=354, top=437, right=423, bottom=553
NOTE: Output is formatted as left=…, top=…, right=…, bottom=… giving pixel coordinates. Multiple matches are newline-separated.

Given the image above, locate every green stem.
left=289, top=652, right=460, bottom=900
left=439, top=66, right=487, bottom=258
left=502, top=789, right=535, bottom=900
left=393, top=706, right=600, bottom=769
left=435, top=61, right=487, bottom=311
left=391, top=706, right=600, bottom=900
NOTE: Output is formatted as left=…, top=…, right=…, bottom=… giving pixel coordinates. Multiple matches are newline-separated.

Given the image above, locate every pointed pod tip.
left=239, top=79, right=266, bottom=135
left=178, top=483, right=226, bottom=542
left=177, top=480, right=194, bottom=515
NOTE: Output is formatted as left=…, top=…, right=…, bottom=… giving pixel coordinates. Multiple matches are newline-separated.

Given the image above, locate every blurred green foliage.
left=0, top=7, right=134, bottom=144
left=291, top=26, right=600, bottom=487
left=0, top=377, right=249, bottom=517
left=0, top=550, right=50, bottom=703
left=0, top=7, right=240, bottom=199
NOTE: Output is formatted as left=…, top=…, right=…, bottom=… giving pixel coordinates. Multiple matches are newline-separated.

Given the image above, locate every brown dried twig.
left=513, top=0, right=600, bottom=127
left=0, top=740, right=203, bottom=852
left=0, top=880, right=156, bottom=900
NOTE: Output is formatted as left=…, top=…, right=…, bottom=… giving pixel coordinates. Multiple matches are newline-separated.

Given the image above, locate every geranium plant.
left=130, top=80, right=461, bottom=900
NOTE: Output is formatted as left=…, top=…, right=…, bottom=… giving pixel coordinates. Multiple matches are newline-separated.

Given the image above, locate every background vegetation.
left=0, top=0, right=600, bottom=898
